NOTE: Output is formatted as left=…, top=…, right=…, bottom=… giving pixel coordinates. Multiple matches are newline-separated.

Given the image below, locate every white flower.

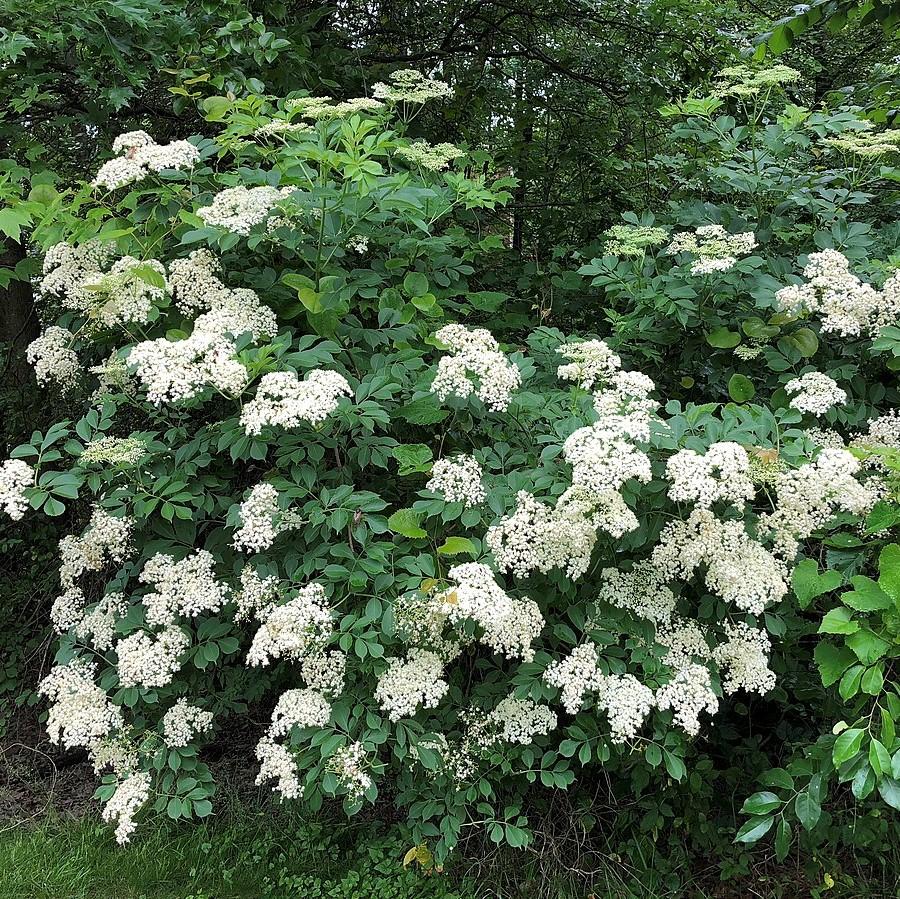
left=27, top=326, right=80, bottom=389
left=167, top=249, right=229, bottom=313
left=666, top=442, right=755, bottom=508
left=651, top=509, right=788, bottom=615
left=268, top=688, right=332, bottom=736
left=595, top=674, right=655, bottom=743
left=667, top=224, right=756, bottom=275
left=0, top=459, right=33, bottom=520
left=162, top=699, right=214, bottom=747
left=74, top=592, right=129, bottom=652
left=102, top=772, right=151, bottom=844
left=234, top=566, right=280, bottom=623
left=197, top=185, right=294, bottom=235
left=712, top=622, right=776, bottom=695
left=80, top=436, right=147, bottom=467
left=59, top=507, right=133, bottom=589
left=543, top=643, right=604, bottom=714
left=438, top=563, right=544, bottom=661
left=426, top=455, right=486, bottom=507
left=655, top=617, right=711, bottom=668
left=595, top=561, right=676, bottom=624
left=246, top=584, right=333, bottom=666
left=255, top=737, right=302, bottom=799
left=785, top=372, right=847, bottom=415
left=39, top=657, right=124, bottom=751
left=487, top=695, right=557, bottom=744
left=140, top=550, right=228, bottom=626
left=430, top=324, right=521, bottom=412
left=759, top=448, right=878, bottom=559
left=557, top=339, right=621, bottom=389
left=240, top=370, right=352, bottom=435
left=375, top=649, right=449, bottom=721
left=116, top=626, right=189, bottom=689
left=326, top=741, right=373, bottom=800
left=93, top=133, right=199, bottom=190
left=301, top=650, right=347, bottom=697
left=372, top=70, right=452, bottom=103
left=655, top=663, right=719, bottom=737
left=233, top=483, right=282, bottom=552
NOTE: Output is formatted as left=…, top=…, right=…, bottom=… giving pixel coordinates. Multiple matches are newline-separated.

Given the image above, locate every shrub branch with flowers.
left=4, top=67, right=900, bottom=862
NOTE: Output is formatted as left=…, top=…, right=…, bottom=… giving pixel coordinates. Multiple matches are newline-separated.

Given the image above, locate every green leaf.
left=774, top=817, right=792, bottom=862
left=787, top=328, right=819, bottom=357
left=878, top=544, right=900, bottom=603
left=734, top=815, right=774, bottom=843
left=392, top=444, right=433, bottom=476
left=740, top=791, right=781, bottom=815
left=792, top=559, right=843, bottom=608
left=438, top=537, right=477, bottom=556
left=794, top=789, right=821, bottom=830
left=870, top=738, right=892, bottom=778
left=727, top=373, right=755, bottom=403
left=839, top=665, right=864, bottom=700
left=0, top=207, right=31, bottom=242
left=201, top=96, right=232, bottom=121
left=760, top=768, right=795, bottom=791
left=877, top=776, right=900, bottom=810
left=706, top=328, right=741, bottom=348
left=842, top=577, right=893, bottom=612
left=846, top=629, right=892, bottom=665
left=403, top=271, right=429, bottom=298
left=833, top=727, right=865, bottom=766
left=397, top=397, right=450, bottom=425
left=818, top=606, right=858, bottom=635
left=387, top=509, right=427, bottom=539
left=861, top=665, right=885, bottom=696
left=742, top=316, right=780, bottom=339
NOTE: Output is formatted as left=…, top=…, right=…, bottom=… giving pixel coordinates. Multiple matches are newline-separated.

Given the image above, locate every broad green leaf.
left=818, top=606, right=858, bottom=635
left=438, top=537, right=477, bottom=556
left=792, top=559, right=842, bottom=608
left=740, top=791, right=781, bottom=815
left=878, top=544, right=900, bottom=602
left=387, top=508, right=427, bottom=539
left=706, top=327, right=741, bottom=348
left=843, top=576, right=893, bottom=611
left=846, top=628, right=892, bottom=665
left=727, top=373, right=755, bottom=403
left=734, top=815, right=774, bottom=843
left=833, top=727, right=865, bottom=766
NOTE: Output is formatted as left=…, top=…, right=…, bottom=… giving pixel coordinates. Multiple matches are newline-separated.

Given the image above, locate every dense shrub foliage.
left=4, top=65, right=900, bottom=868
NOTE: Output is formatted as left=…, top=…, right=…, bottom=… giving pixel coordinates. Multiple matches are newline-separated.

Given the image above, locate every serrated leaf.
left=387, top=508, right=427, bottom=538
left=818, top=606, right=858, bottom=634
left=438, top=537, right=476, bottom=556
left=843, top=576, right=893, bottom=612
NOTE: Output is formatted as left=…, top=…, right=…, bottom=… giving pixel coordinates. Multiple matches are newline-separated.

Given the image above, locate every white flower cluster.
left=655, top=663, right=719, bottom=736
left=27, top=326, right=81, bottom=389
left=426, top=455, right=486, bottom=507
left=776, top=249, right=899, bottom=337
left=247, top=583, right=333, bottom=667
left=759, top=448, right=878, bottom=559
left=102, top=772, right=152, bottom=844
left=167, top=249, right=227, bottom=313
left=301, top=650, right=347, bottom=697
left=74, top=591, right=128, bottom=652
left=655, top=617, right=711, bottom=668
left=116, top=626, right=190, bottom=688
left=256, top=737, right=302, bottom=799
left=197, top=185, right=294, bottom=235
left=39, top=657, right=124, bottom=751
left=287, top=96, right=385, bottom=119
left=595, top=674, right=655, bottom=744
left=556, top=339, right=621, bottom=390
left=785, top=372, right=847, bottom=415
left=346, top=234, right=369, bottom=254
left=430, top=324, right=521, bottom=412
left=240, top=369, right=352, bottom=435
left=79, top=436, right=147, bottom=467
left=372, top=70, right=453, bottom=104
left=128, top=311, right=253, bottom=405
left=94, top=130, right=199, bottom=190
left=268, top=688, right=332, bottom=736
left=651, top=509, right=788, bottom=614
left=162, top=699, right=214, bottom=747
left=233, top=483, right=283, bottom=552
left=666, top=224, right=757, bottom=275
left=76, top=256, right=168, bottom=328
left=39, top=240, right=117, bottom=309
left=487, top=489, right=603, bottom=580
left=375, top=648, right=449, bottom=721
left=234, top=566, right=280, bottom=622
left=543, top=643, right=604, bottom=714
left=487, top=695, right=557, bottom=744
left=58, top=507, right=133, bottom=594
left=711, top=622, right=776, bottom=695
left=140, top=550, right=229, bottom=626
left=666, top=442, right=755, bottom=508
left=326, top=741, right=374, bottom=800
left=438, top=563, right=544, bottom=661
left=394, top=140, right=463, bottom=171
left=0, top=458, right=33, bottom=520
left=595, top=561, right=676, bottom=624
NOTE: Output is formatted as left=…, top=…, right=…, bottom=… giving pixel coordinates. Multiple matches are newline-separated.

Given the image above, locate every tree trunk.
left=0, top=238, right=38, bottom=385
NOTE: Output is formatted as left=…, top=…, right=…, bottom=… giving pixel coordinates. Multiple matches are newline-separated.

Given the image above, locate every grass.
left=3, top=797, right=900, bottom=899
left=0, top=804, right=469, bottom=899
